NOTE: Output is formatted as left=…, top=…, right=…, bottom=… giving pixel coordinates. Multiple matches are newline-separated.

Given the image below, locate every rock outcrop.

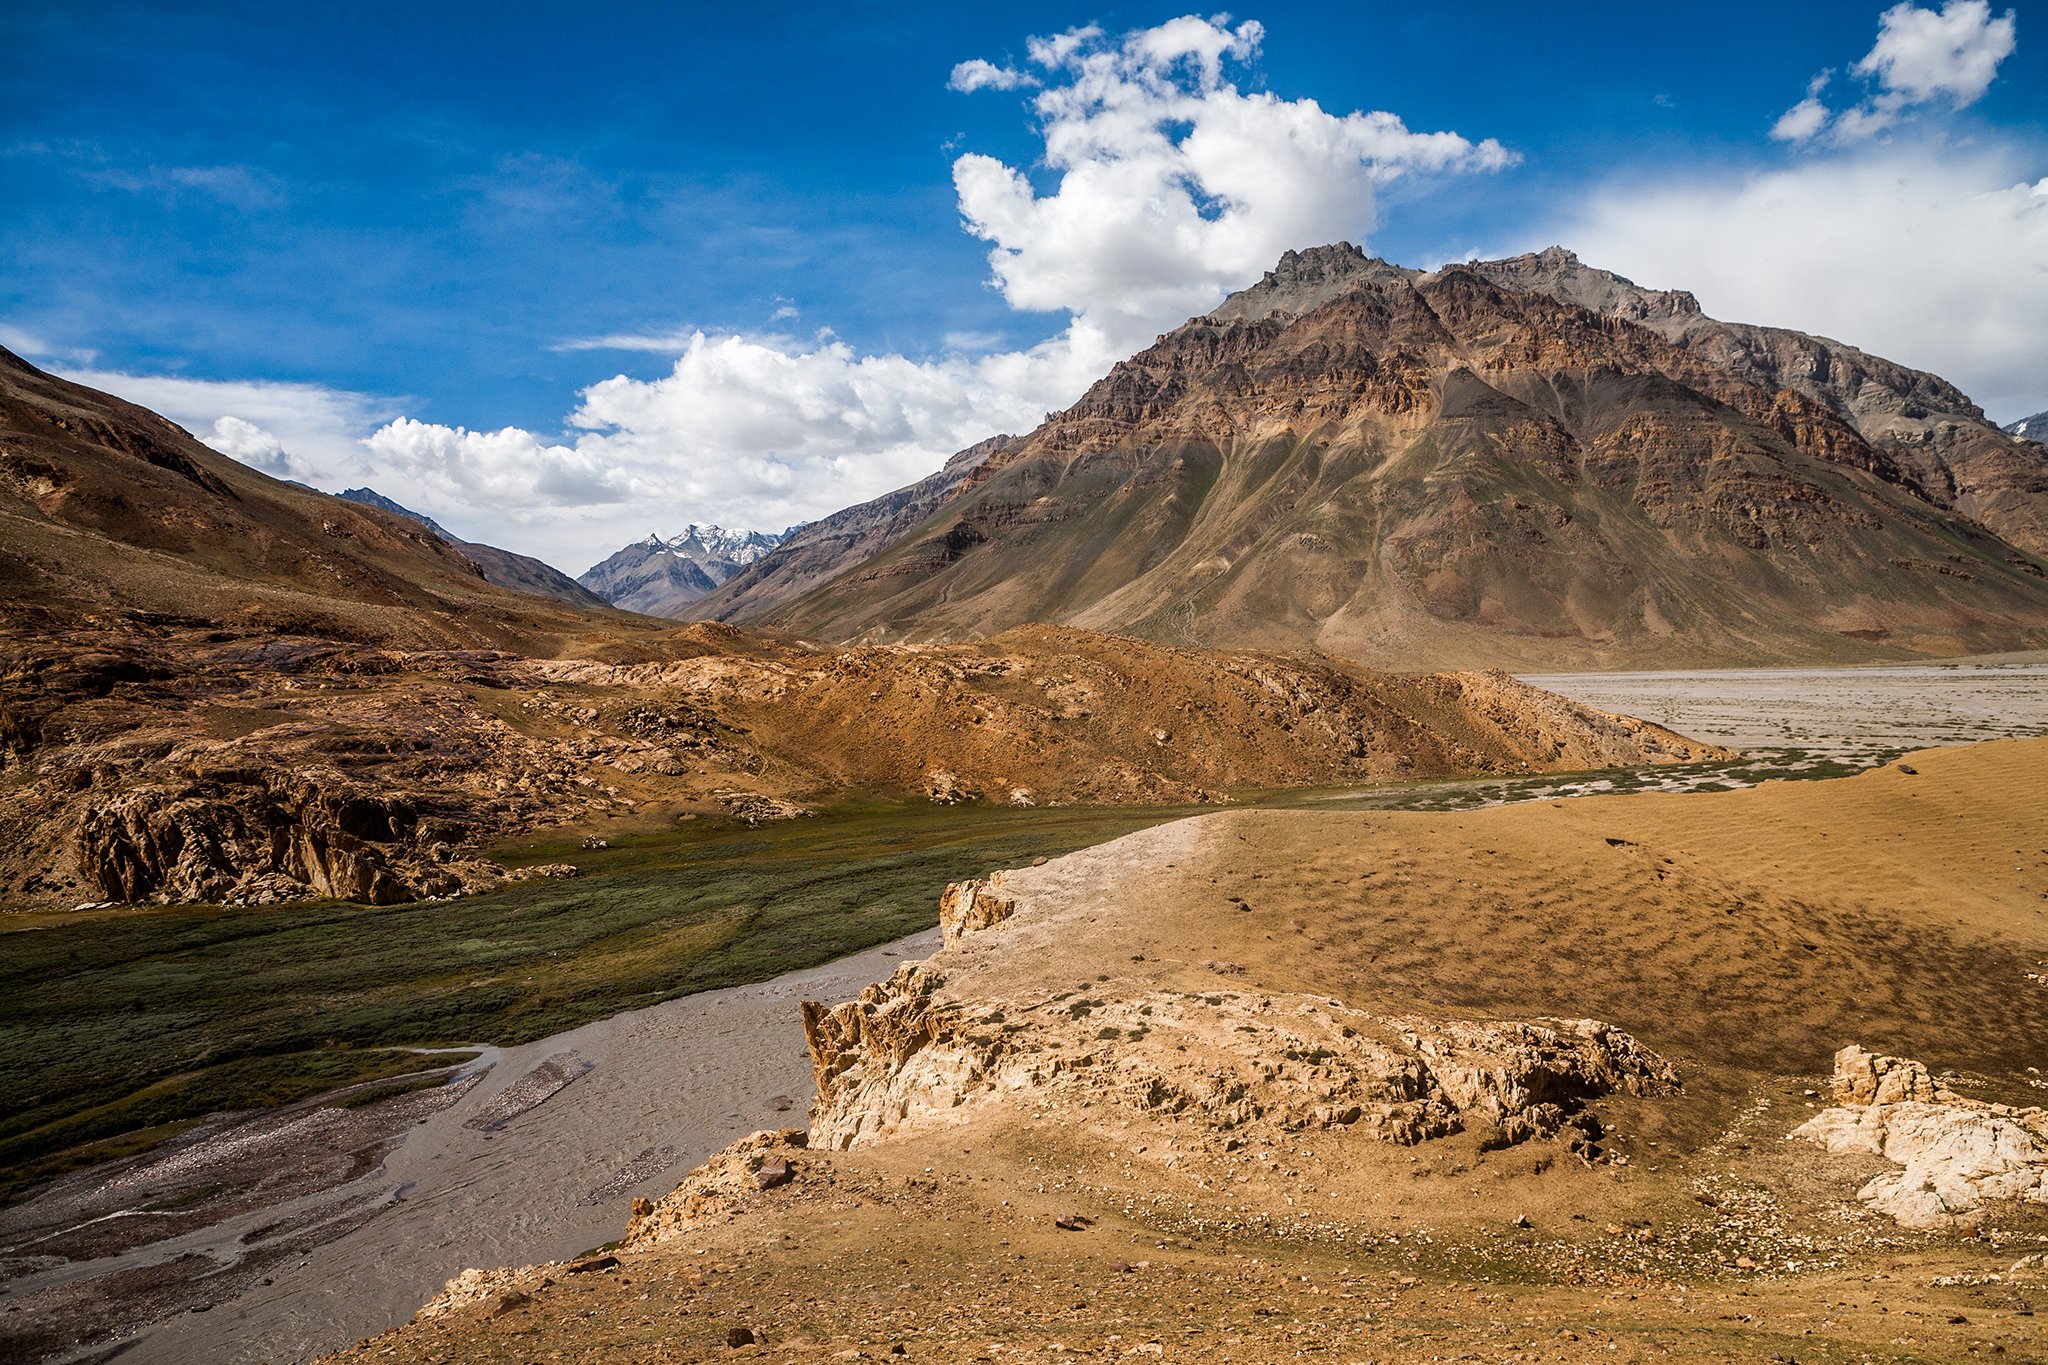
left=75, top=769, right=503, bottom=905
left=801, top=958, right=1678, bottom=1154
left=1793, top=1043, right=2048, bottom=1228
left=937, top=875, right=1017, bottom=943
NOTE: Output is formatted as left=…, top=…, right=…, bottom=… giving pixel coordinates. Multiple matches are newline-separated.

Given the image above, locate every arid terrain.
left=699, top=247, right=2048, bottom=667
left=5, top=232, right=2047, bottom=1365
left=324, top=735, right=2048, bottom=1364
left=0, top=620, right=1722, bottom=913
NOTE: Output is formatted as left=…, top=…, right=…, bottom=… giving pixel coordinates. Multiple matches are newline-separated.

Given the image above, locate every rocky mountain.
left=2009, top=410, right=2048, bottom=444
left=688, top=433, right=1014, bottom=622
left=336, top=487, right=609, bottom=610
left=720, top=246, right=2048, bottom=669
left=578, top=524, right=788, bottom=617
left=2, top=347, right=1729, bottom=912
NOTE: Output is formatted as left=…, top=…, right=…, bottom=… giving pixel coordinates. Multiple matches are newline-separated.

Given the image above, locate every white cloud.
left=0, top=323, right=97, bottom=367
left=201, top=414, right=298, bottom=475
left=358, top=327, right=1109, bottom=569
left=346, top=14, right=1515, bottom=570
left=553, top=328, right=705, bottom=354
left=1771, top=97, right=1832, bottom=143
left=1774, top=2, right=2017, bottom=144
left=1553, top=149, right=2048, bottom=420
left=949, top=58, right=1036, bottom=93
left=366, top=418, right=639, bottom=506
left=1855, top=0, right=2016, bottom=104
left=952, top=15, right=1515, bottom=355
left=60, top=369, right=394, bottom=483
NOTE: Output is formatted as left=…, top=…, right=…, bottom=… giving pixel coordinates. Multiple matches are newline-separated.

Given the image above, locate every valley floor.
left=4, top=662, right=2046, bottom=1363
left=335, top=732, right=2048, bottom=1364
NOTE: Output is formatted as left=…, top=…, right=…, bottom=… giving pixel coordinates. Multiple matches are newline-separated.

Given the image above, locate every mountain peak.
left=582, top=523, right=791, bottom=617
left=1458, top=248, right=1702, bottom=323
left=1208, top=242, right=1419, bottom=324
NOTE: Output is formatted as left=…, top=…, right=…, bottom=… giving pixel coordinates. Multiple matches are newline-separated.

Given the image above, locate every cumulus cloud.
left=953, top=15, right=1515, bottom=354
left=200, top=415, right=298, bottom=475
left=352, top=14, right=1514, bottom=569
left=357, top=327, right=1106, bottom=568
left=1553, top=150, right=2048, bottom=419
left=366, top=418, right=639, bottom=506
left=1774, top=1, right=2017, bottom=144
left=948, top=58, right=1036, bottom=93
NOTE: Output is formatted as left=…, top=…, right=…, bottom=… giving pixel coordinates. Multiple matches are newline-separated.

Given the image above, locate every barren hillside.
left=715, top=247, right=2048, bottom=669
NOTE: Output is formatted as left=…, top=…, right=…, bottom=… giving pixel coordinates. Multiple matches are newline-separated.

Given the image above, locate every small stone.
left=1054, top=1213, right=1089, bottom=1231
left=487, top=1289, right=530, bottom=1317
left=726, top=1325, right=756, bottom=1348
left=1511, top=1214, right=1532, bottom=1229
left=757, top=1156, right=796, bottom=1191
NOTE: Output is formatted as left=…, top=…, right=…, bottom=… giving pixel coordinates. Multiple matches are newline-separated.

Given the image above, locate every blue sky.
left=4, top=2, right=2044, bottom=570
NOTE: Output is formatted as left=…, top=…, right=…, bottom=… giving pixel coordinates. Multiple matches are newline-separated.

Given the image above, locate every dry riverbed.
left=0, top=929, right=939, bottom=1365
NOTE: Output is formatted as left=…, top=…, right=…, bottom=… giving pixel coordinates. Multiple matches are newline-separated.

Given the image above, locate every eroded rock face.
left=800, top=961, right=1677, bottom=1154
left=75, top=770, right=495, bottom=906
left=938, top=876, right=1017, bottom=943
left=1792, top=1044, right=2048, bottom=1228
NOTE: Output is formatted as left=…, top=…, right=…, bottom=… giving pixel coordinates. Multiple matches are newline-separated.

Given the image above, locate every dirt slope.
left=0, top=347, right=634, bottom=652
left=342, top=739, right=2048, bottom=1362
left=0, top=622, right=1722, bottom=910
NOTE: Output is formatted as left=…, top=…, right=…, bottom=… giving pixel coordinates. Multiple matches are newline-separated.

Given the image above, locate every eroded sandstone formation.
left=1792, top=1043, right=2048, bottom=1228
left=803, top=878, right=1680, bottom=1154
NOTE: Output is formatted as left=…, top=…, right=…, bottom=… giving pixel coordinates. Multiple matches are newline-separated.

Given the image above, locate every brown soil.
left=335, top=739, right=2048, bottom=1363
left=0, top=621, right=1721, bottom=911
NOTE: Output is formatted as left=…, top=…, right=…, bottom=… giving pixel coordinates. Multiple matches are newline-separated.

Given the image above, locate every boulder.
left=1793, top=1044, right=2048, bottom=1228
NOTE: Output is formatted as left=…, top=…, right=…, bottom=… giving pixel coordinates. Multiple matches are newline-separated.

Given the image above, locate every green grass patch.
left=0, top=800, right=1183, bottom=1200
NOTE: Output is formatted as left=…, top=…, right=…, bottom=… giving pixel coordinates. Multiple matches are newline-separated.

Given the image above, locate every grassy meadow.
left=0, top=800, right=1189, bottom=1200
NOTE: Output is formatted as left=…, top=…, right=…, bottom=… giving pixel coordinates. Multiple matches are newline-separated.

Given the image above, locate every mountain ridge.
left=335, top=487, right=609, bottom=610
left=705, top=245, right=2048, bottom=668
left=578, top=524, right=789, bottom=618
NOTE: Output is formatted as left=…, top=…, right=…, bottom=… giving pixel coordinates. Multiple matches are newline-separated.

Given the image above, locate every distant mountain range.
left=687, top=244, right=2048, bottom=669
left=335, top=488, right=608, bottom=609
left=577, top=525, right=789, bottom=617
left=2009, top=411, right=2048, bottom=444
